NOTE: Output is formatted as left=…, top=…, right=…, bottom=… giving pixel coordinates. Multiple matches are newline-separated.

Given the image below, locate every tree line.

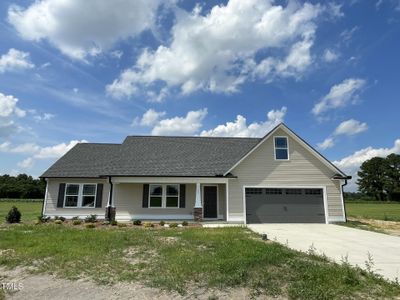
left=0, top=174, right=45, bottom=199
left=357, top=153, right=400, bottom=201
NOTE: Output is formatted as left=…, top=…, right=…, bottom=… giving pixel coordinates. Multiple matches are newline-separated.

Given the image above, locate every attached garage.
left=245, top=187, right=326, bottom=224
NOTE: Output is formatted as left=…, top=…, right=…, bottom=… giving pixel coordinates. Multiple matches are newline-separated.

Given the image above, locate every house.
left=40, top=123, right=351, bottom=224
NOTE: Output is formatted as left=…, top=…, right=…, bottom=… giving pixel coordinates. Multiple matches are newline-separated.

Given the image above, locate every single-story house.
left=40, top=123, right=351, bottom=224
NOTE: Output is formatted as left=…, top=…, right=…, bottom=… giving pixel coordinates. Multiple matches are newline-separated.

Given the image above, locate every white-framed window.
left=149, top=184, right=180, bottom=208
left=64, top=183, right=97, bottom=208
left=274, top=136, right=289, bottom=160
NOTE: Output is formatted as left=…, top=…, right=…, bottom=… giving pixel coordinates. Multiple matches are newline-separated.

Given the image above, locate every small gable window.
left=274, top=137, right=289, bottom=160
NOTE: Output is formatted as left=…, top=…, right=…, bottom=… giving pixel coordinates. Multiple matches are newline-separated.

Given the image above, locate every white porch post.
left=195, top=182, right=202, bottom=208
left=193, top=182, right=203, bottom=221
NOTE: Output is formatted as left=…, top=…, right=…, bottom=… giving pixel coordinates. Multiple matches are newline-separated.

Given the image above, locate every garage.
left=245, top=188, right=326, bottom=223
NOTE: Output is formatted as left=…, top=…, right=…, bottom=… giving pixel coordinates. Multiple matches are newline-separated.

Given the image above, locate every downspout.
left=342, top=179, right=348, bottom=222
left=41, top=178, right=48, bottom=217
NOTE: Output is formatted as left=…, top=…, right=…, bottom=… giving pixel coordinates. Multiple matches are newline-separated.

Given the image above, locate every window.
left=149, top=184, right=180, bottom=208
left=285, top=189, right=302, bottom=195
left=265, top=188, right=282, bottom=194
left=246, top=188, right=262, bottom=195
left=64, top=183, right=97, bottom=208
left=305, top=189, right=322, bottom=195
left=274, top=137, right=289, bottom=160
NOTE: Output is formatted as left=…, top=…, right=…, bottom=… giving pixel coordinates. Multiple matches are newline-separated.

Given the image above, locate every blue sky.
left=0, top=0, right=399, bottom=191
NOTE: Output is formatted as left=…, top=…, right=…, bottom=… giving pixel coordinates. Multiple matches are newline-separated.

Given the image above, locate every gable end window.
left=64, top=184, right=97, bottom=208
left=149, top=184, right=180, bottom=208
left=274, top=137, right=289, bottom=160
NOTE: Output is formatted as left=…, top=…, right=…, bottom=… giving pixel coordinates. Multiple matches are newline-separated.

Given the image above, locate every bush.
left=37, top=215, right=51, bottom=223
left=85, top=223, right=96, bottom=229
left=117, top=223, right=127, bottom=227
left=169, top=222, right=178, bottom=228
left=54, top=219, right=63, bottom=225
left=85, top=214, right=97, bottom=223
left=159, top=220, right=165, bottom=226
left=5, top=206, right=21, bottom=223
left=54, top=216, right=66, bottom=222
left=143, top=222, right=154, bottom=228
left=111, top=220, right=118, bottom=226
left=133, top=220, right=142, bottom=226
left=182, top=221, right=188, bottom=226
left=72, top=220, right=82, bottom=226
left=71, top=216, right=79, bottom=221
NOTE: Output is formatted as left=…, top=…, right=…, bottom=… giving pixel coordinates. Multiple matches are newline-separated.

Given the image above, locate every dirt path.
left=1, top=267, right=277, bottom=300
left=348, top=217, right=400, bottom=236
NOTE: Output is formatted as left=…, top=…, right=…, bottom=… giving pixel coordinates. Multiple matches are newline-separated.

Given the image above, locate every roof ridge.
left=124, top=135, right=261, bottom=139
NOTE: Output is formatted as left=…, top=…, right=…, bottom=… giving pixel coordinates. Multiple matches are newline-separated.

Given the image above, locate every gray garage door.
left=245, top=188, right=325, bottom=223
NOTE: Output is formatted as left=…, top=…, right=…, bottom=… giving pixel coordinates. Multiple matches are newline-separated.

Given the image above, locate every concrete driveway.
left=248, top=224, right=400, bottom=281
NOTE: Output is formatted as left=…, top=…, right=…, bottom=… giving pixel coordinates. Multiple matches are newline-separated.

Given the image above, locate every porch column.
left=193, top=182, right=203, bottom=222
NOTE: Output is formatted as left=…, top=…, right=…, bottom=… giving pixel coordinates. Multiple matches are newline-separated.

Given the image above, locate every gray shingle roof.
left=40, top=136, right=260, bottom=178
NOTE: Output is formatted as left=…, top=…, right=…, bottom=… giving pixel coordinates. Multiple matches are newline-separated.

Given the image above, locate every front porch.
left=106, top=177, right=228, bottom=222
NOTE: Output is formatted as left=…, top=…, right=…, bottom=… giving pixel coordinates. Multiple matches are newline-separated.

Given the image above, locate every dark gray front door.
left=245, top=188, right=325, bottom=223
left=203, top=186, right=218, bottom=218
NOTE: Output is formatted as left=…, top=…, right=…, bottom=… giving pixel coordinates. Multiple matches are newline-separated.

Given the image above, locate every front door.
left=203, top=186, right=218, bottom=218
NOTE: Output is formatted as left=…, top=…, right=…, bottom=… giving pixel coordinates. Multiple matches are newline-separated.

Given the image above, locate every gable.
left=225, top=124, right=347, bottom=178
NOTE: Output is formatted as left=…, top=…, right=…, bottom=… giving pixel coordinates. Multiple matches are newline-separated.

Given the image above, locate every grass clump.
left=85, top=223, right=96, bottom=229
left=117, top=223, right=127, bottom=228
left=110, top=220, right=118, bottom=226
left=169, top=222, right=178, bottom=228
left=159, top=220, right=165, bottom=226
left=54, top=220, right=63, bottom=225
left=85, top=214, right=97, bottom=223
left=72, top=220, right=82, bottom=226
left=143, top=222, right=154, bottom=228
left=182, top=221, right=188, bottom=226
left=133, top=220, right=142, bottom=226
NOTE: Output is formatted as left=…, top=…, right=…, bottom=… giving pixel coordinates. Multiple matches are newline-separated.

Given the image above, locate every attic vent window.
left=274, top=137, right=289, bottom=160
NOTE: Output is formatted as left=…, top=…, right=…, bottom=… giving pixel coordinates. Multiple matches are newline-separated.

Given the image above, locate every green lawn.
left=0, top=199, right=43, bottom=223
left=346, top=200, right=400, bottom=221
left=0, top=224, right=399, bottom=299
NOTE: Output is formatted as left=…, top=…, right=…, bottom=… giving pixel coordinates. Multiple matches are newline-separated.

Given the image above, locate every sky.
left=0, top=0, right=399, bottom=191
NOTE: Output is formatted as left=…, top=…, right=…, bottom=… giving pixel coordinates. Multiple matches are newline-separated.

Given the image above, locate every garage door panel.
left=245, top=188, right=325, bottom=224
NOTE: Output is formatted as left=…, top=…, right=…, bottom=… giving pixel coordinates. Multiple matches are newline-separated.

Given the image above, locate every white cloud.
left=334, top=119, right=368, bottom=136
left=317, top=137, right=335, bottom=150
left=133, top=109, right=166, bottom=126
left=317, top=119, right=368, bottom=150
left=0, top=93, right=26, bottom=138
left=17, top=157, right=34, bottom=169
left=340, top=26, right=358, bottom=43
left=107, top=0, right=329, bottom=98
left=8, top=0, right=164, bottom=60
left=34, top=140, right=87, bottom=159
left=0, top=48, right=34, bottom=73
left=33, top=112, right=55, bottom=122
left=312, top=78, right=366, bottom=116
left=322, top=49, right=339, bottom=62
left=152, top=109, right=208, bottom=136
left=334, top=139, right=400, bottom=191
left=201, top=107, right=287, bottom=137
left=110, top=50, right=123, bottom=59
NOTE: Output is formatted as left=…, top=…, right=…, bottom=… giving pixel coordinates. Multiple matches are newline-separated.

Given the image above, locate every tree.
left=357, top=157, right=388, bottom=201
left=384, top=154, right=400, bottom=201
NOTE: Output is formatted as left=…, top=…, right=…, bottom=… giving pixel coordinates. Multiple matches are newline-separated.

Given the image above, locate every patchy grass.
left=0, top=225, right=399, bottom=299
left=338, top=219, right=386, bottom=234
left=0, top=200, right=42, bottom=223
left=346, top=201, right=400, bottom=221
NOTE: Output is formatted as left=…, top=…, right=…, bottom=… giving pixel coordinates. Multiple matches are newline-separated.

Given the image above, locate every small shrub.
left=72, top=220, right=82, bottom=226
left=5, top=206, right=21, bottom=223
left=117, top=223, right=127, bottom=227
left=182, top=221, right=188, bottom=226
left=54, top=216, right=66, bottom=222
left=37, top=215, right=51, bottom=223
left=159, top=220, right=165, bottom=226
left=169, top=222, right=178, bottom=228
left=143, top=222, right=154, bottom=228
left=85, top=214, right=97, bottom=223
left=85, top=223, right=96, bottom=229
left=111, top=220, right=118, bottom=226
left=71, top=216, right=79, bottom=221
left=133, top=220, right=142, bottom=226
left=54, top=219, right=63, bottom=225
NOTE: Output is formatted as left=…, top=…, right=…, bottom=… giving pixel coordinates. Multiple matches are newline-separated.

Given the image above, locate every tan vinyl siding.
left=228, top=128, right=344, bottom=222
left=44, top=178, right=109, bottom=218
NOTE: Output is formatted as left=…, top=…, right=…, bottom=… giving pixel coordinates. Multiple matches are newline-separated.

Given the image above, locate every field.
left=0, top=199, right=42, bottom=223
left=345, top=200, right=400, bottom=221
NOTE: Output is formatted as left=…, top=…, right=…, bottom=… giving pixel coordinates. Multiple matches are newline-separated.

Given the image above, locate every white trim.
left=202, top=185, right=219, bottom=219
left=42, top=179, right=49, bottom=215
left=226, top=180, right=230, bottom=222
left=112, top=177, right=229, bottom=184
left=228, top=216, right=244, bottom=222
left=121, top=214, right=193, bottom=221
left=224, top=123, right=346, bottom=176
left=148, top=184, right=180, bottom=209
left=44, top=213, right=105, bottom=220
left=328, top=216, right=346, bottom=222
left=273, top=136, right=289, bottom=161
left=63, top=183, right=97, bottom=208
left=242, top=185, right=329, bottom=224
